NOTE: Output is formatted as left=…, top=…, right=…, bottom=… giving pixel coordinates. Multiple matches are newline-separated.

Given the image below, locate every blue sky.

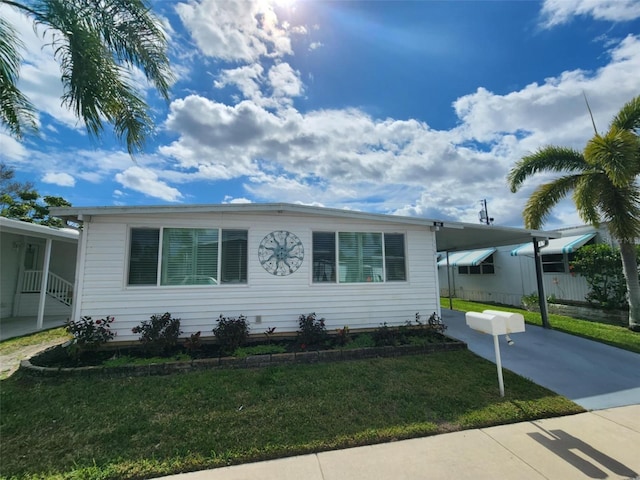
left=2, top=0, right=640, bottom=228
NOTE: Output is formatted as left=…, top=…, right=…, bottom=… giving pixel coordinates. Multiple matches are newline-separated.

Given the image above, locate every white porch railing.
left=21, top=270, right=73, bottom=306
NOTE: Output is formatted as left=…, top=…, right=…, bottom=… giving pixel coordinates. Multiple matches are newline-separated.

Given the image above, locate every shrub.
left=65, top=316, right=115, bottom=355
left=571, top=244, right=628, bottom=309
left=373, top=322, right=399, bottom=347
left=213, top=314, right=250, bottom=355
left=297, top=312, right=327, bottom=347
left=132, top=312, right=182, bottom=355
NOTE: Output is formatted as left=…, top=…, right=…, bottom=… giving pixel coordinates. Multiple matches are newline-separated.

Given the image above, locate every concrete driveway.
left=441, top=308, right=640, bottom=410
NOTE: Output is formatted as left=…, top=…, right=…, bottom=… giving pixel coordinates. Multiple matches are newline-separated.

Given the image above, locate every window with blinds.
left=127, top=227, right=247, bottom=286
left=161, top=228, right=219, bottom=285
left=128, top=228, right=160, bottom=285
left=384, top=233, right=406, bottom=281
left=312, top=232, right=406, bottom=283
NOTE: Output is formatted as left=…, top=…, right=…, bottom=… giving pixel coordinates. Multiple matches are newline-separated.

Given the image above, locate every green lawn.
left=442, top=297, right=640, bottom=354
left=0, top=328, right=69, bottom=356
left=0, top=349, right=582, bottom=480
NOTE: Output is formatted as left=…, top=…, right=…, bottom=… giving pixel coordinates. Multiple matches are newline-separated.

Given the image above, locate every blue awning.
left=510, top=233, right=596, bottom=256
left=437, top=248, right=496, bottom=267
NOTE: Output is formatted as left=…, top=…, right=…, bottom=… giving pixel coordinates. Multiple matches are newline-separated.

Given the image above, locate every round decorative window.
left=258, top=231, right=304, bottom=276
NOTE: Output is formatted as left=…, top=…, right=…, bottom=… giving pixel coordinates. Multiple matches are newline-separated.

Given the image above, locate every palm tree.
left=508, top=95, right=640, bottom=329
left=0, top=0, right=173, bottom=154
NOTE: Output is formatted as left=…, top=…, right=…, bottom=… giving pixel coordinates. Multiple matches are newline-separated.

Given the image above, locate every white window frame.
left=126, top=226, right=248, bottom=287
left=311, top=231, right=407, bottom=284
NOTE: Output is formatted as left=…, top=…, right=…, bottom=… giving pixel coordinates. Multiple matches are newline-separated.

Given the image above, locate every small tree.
left=571, top=244, right=627, bottom=310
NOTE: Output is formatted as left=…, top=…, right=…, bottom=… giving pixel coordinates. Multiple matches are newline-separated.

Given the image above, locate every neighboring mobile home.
left=0, top=217, right=78, bottom=337
left=50, top=203, right=554, bottom=342
left=438, top=224, right=613, bottom=307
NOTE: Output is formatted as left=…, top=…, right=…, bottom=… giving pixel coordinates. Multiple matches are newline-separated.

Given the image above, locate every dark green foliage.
left=233, top=344, right=287, bottom=357
left=0, top=163, right=72, bottom=227
left=132, top=312, right=182, bottom=355
left=213, top=314, right=250, bottom=355
left=65, top=316, right=115, bottom=355
left=2, top=0, right=173, bottom=154
left=571, top=244, right=628, bottom=309
left=297, top=312, right=327, bottom=348
left=373, top=322, right=400, bottom=346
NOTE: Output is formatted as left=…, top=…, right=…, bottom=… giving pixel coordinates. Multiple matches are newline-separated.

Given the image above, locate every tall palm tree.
left=508, top=95, right=640, bottom=329
left=0, top=0, right=173, bottom=154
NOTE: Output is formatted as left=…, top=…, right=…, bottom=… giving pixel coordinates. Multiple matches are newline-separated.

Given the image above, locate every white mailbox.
left=482, top=310, right=525, bottom=334
left=464, top=310, right=526, bottom=398
left=465, top=312, right=508, bottom=335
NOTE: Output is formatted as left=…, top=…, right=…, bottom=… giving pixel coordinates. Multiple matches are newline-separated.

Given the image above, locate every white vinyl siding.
left=75, top=212, right=437, bottom=342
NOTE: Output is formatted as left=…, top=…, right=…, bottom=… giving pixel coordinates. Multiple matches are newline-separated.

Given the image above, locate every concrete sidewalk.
left=161, top=404, right=640, bottom=479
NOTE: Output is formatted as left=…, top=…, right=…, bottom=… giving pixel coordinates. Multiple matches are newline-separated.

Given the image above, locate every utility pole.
left=479, top=199, right=494, bottom=225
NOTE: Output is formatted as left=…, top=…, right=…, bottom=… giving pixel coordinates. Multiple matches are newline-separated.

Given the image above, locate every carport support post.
left=533, top=239, right=551, bottom=329
left=446, top=252, right=453, bottom=310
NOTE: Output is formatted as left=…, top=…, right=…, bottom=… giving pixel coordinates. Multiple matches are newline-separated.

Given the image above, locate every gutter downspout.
left=533, top=238, right=551, bottom=329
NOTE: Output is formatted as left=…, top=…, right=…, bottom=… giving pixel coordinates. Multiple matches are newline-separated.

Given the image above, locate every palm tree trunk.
left=619, top=241, right=640, bottom=329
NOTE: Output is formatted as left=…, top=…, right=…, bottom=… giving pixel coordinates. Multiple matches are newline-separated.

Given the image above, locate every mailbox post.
left=465, top=311, right=525, bottom=397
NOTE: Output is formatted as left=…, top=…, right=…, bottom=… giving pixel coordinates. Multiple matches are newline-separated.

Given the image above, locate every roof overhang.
left=49, top=202, right=558, bottom=252
left=510, top=233, right=596, bottom=256
left=0, top=216, right=79, bottom=243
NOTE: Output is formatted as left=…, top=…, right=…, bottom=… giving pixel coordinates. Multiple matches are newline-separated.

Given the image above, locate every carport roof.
left=49, top=202, right=559, bottom=252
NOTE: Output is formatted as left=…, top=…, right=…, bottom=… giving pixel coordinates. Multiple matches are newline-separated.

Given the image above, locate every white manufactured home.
left=438, top=224, right=613, bottom=307
left=50, top=203, right=554, bottom=343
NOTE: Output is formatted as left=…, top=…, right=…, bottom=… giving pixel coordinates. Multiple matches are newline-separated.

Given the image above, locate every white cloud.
left=115, top=166, right=183, bottom=202
left=268, top=63, right=303, bottom=99
left=0, top=132, right=29, bottom=160
left=42, top=172, right=76, bottom=187
left=309, top=42, right=324, bottom=51
left=541, top=0, right=640, bottom=28
left=223, top=195, right=252, bottom=204
left=158, top=34, right=640, bottom=229
left=175, top=0, right=293, bottom=62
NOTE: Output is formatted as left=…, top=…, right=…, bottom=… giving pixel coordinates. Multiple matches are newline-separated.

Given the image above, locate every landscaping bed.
left=23, top=329, right=464, bottom=376
left=22, top=311, right=460, bottom=376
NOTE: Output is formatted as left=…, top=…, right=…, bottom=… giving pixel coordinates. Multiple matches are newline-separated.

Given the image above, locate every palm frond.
left=572, top=173, right=606, bottom=226
left=610, top=95, right=640, bottom=133
left=507, top=146, right=587, bottom=192
left=0, top=15, right=37, bottom=138
left=584, top=128, right=640, bottom=186
left=22, top=0, right=172, bottom=153
left=598, top=183, right=640, bottom=242
left=522, top=175, right=582, bottom=229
